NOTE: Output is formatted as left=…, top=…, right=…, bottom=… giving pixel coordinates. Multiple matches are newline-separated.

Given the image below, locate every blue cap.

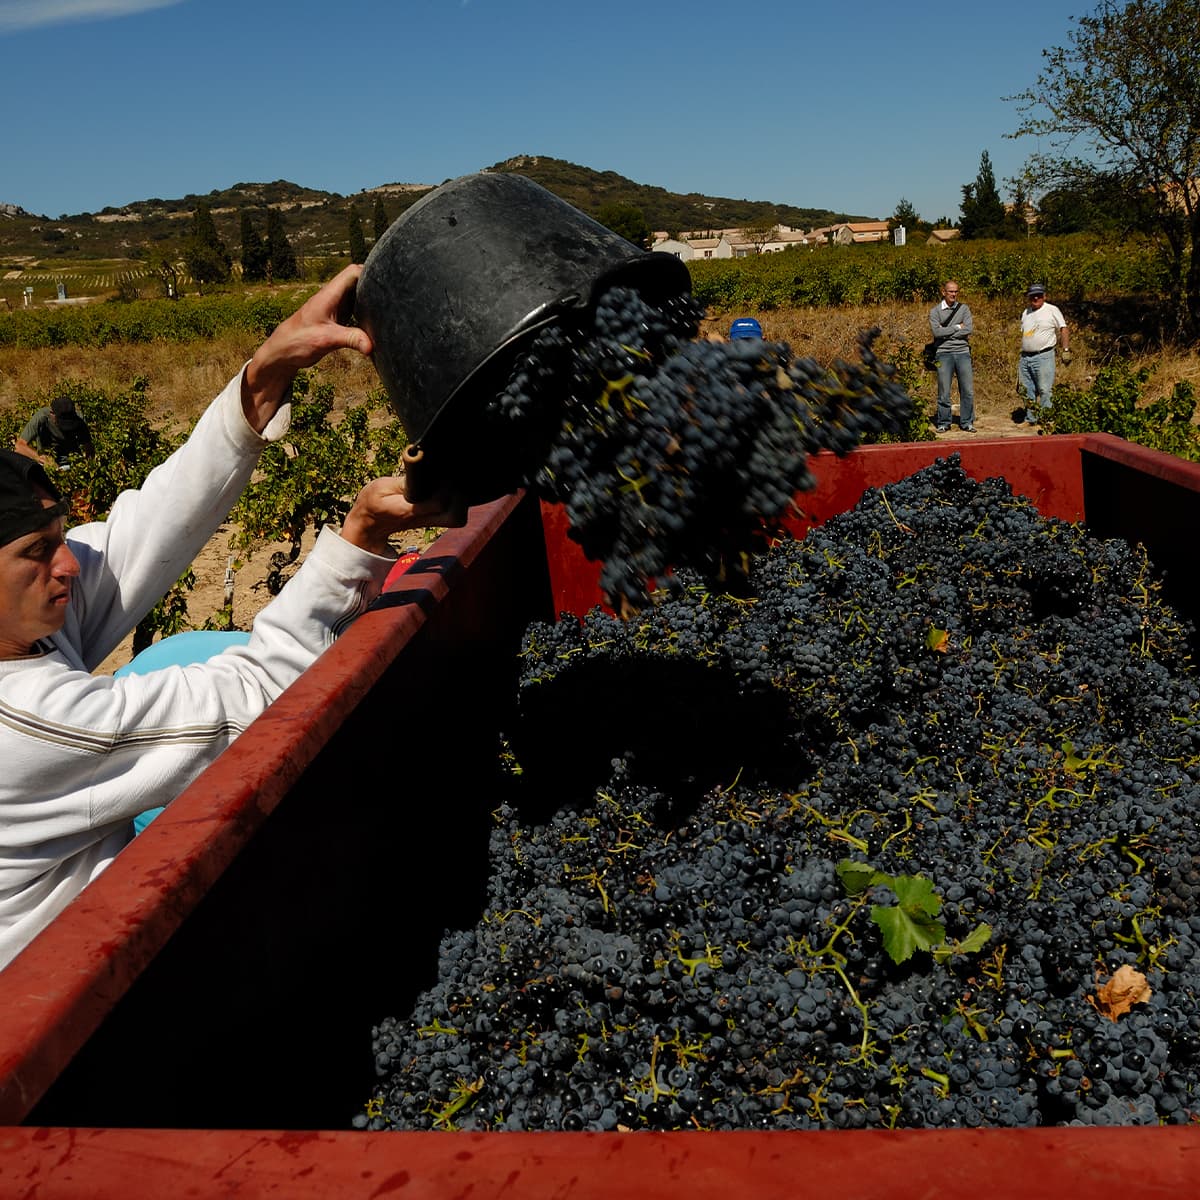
left=729, top=317, right=763, bottom=340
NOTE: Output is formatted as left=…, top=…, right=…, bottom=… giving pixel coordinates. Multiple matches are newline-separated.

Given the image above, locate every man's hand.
left=1060, top=348, right=1073, bottom=365
left=241, top=265, right=374, bottom=434
left=12, top=439, right=53, bottom=469
left=340, top=477, right=467, bottom=557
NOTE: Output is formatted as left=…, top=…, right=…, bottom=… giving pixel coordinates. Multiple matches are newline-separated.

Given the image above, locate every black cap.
left=1026, top=282, right=1046, bottom=297
left=0, top=450, right=67, bottom=548
left=50, top=395, right=85, bottom=434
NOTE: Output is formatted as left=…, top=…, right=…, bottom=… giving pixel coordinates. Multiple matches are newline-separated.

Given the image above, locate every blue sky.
left=1, top=0, right=1085, bottom=225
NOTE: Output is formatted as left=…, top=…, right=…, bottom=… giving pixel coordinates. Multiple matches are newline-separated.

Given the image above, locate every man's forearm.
left=12, top=439, right=48, bottom=467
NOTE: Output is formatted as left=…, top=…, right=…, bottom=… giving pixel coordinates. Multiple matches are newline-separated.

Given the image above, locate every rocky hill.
left=0, top=158, right=871, bottom=266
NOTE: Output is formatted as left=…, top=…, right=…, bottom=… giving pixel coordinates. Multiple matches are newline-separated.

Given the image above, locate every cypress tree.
left=348, top=204, right=368, bottom=264
left=240, top=211, right=269, bottom=282
left=182, top=201, right=231, bottom=291
left=373, top=195, right=389, bottom=242
left=959, top=151, right=1008, bottom=240
left=265, top=207, right=298, bottom=282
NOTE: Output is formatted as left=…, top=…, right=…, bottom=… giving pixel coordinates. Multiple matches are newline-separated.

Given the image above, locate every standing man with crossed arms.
left=929, top=280, right=975, bottom=433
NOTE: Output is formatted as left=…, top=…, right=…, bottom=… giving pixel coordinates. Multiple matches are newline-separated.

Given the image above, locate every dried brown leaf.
left=1088, top=964, right=1152, bottom=1022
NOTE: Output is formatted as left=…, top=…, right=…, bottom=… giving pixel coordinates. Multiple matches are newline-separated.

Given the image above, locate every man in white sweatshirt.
left=0, top=265, right=459, bottom=971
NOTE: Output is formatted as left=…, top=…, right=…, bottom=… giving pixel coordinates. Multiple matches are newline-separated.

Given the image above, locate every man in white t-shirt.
left=1018, top=282, right=1071, bottom=425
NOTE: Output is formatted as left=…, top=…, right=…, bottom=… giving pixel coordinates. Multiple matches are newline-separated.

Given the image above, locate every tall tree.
left=240, top=212, right=269, bottom=282
left=595, top=201, right=651, bottom=249
left=1035, top=172, right=1139, bottom=236
left=372, top=195, right=389, bottom=243
left=889, top=197, right=922, bottom=233
left=182, top=202, right=231, bottom=292
left=740, top=220, right=780, bottom=253
left=1002, top=177, right=1031, bottom=238
left=265, top=208, right=298, bottom=282
left=959, top=151, right=1008, bottom=239
left=348, top=204, right=368, bottom=264
left=1009, top=0, right=1200, bottom=338
left=143, top=243, right=181, bottom=299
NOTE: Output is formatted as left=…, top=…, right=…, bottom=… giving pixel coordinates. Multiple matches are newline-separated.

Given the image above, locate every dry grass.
left=0, top=334, right=381, bottom=428
left=3, top=300, right=1198, bottom=434
left=702, top=299, right=1200, bottom=425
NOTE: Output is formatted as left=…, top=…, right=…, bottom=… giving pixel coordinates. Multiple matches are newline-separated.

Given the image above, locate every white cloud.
left=0, top=0, right=186, bottom=34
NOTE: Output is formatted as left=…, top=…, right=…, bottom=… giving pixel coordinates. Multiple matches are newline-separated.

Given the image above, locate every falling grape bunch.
left=483, top=286, right=913, bottom=611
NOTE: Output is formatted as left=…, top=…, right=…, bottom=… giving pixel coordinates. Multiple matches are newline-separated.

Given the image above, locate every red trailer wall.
left=4, top=436, right=1200, bottom=1195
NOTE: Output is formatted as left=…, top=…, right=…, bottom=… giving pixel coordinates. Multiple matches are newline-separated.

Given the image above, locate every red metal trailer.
left=2, top=433, right=1199, bottom=1198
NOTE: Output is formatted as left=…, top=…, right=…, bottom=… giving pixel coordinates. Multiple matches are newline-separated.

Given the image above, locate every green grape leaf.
left=926, top=625, right=949, bottom=653
left=932, top=923, right=993, bottom=963
left=957, top=923, right=993, bottom=955
left=872, top=904, right=946, bottom=964
left=891, top=874, right=942, bottom=918
left=836, top=859, right=882, bottom=895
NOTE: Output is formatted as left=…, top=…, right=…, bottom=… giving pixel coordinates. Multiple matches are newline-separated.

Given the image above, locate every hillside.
left=0, top=157, right=871, bottom=268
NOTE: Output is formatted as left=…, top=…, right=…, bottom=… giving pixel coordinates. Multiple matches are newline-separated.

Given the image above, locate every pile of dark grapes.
left=483, top=286, right=913, bottom=611
left=360, top=456, right=1200, bottom=1132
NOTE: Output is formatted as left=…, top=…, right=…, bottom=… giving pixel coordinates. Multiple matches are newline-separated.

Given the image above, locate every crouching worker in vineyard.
left=0, top=264, right=463, bottom=972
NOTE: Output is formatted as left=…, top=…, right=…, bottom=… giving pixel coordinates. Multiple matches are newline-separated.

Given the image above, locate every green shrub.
left=1044, top=362, right=1200, bottom=460
left=0, top=291, right=317, bottom=350
left=688, top=235, right=1162, bottom=313
left=228, top=374, right=409, bottom=591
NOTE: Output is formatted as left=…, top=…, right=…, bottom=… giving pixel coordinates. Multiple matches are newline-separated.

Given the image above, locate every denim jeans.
left=1019, top=349, right=1056, bottom=418
left=935, top=350, right=974, bottom=427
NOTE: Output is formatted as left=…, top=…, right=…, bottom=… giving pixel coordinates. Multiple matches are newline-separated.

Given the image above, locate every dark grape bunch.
left=360, top=456, right=1200, bottom=1133
left=483, top=286, right=913, bottom=612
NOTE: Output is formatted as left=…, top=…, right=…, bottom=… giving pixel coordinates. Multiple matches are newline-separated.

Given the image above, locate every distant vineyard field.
left=0, top=289, right=318, bottom=349
left=689, top=234, right=1162, bottom=311
left=3, top=233, right=1161, bottom=350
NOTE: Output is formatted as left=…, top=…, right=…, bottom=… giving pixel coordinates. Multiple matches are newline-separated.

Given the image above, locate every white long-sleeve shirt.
left=0, top=369, right=395, bottom=970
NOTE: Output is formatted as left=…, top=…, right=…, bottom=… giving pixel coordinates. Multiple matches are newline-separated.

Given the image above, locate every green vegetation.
left=889, top=197, right=923, bottom=235
left=1046, top=361, right=1200, bottom=458
left=0, top=159, right=867, bottom=280
left=958, top=151, right=1008, bottom=241
left=484, top=155, right=868, bottom=236
left=228, top=373, right=407, bottom=592
left=348, top=204, right=368, bottom=265
left=182, top=202, right=232, bottom=292
left=372, top=196, right=390, bottom=243
left=0, top=291, right=296, bottom=349
left=240, top=212, right=268, bottom=283
left=265, top=208, right=298, bottom=282
left=595, top=201, right=651, bottom=249
left=688, top=234, right=1161, bottom=311
left=1010, top=0, right=1200, bottom=339
left=835, top=860, right=991, bottom=967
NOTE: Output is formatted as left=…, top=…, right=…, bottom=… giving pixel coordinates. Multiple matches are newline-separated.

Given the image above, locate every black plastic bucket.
left=355, top=172, right=691, bottom=504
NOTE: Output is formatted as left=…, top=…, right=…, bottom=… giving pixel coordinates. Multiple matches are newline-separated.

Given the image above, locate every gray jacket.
left=929, top=302, right=973, bottom=354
